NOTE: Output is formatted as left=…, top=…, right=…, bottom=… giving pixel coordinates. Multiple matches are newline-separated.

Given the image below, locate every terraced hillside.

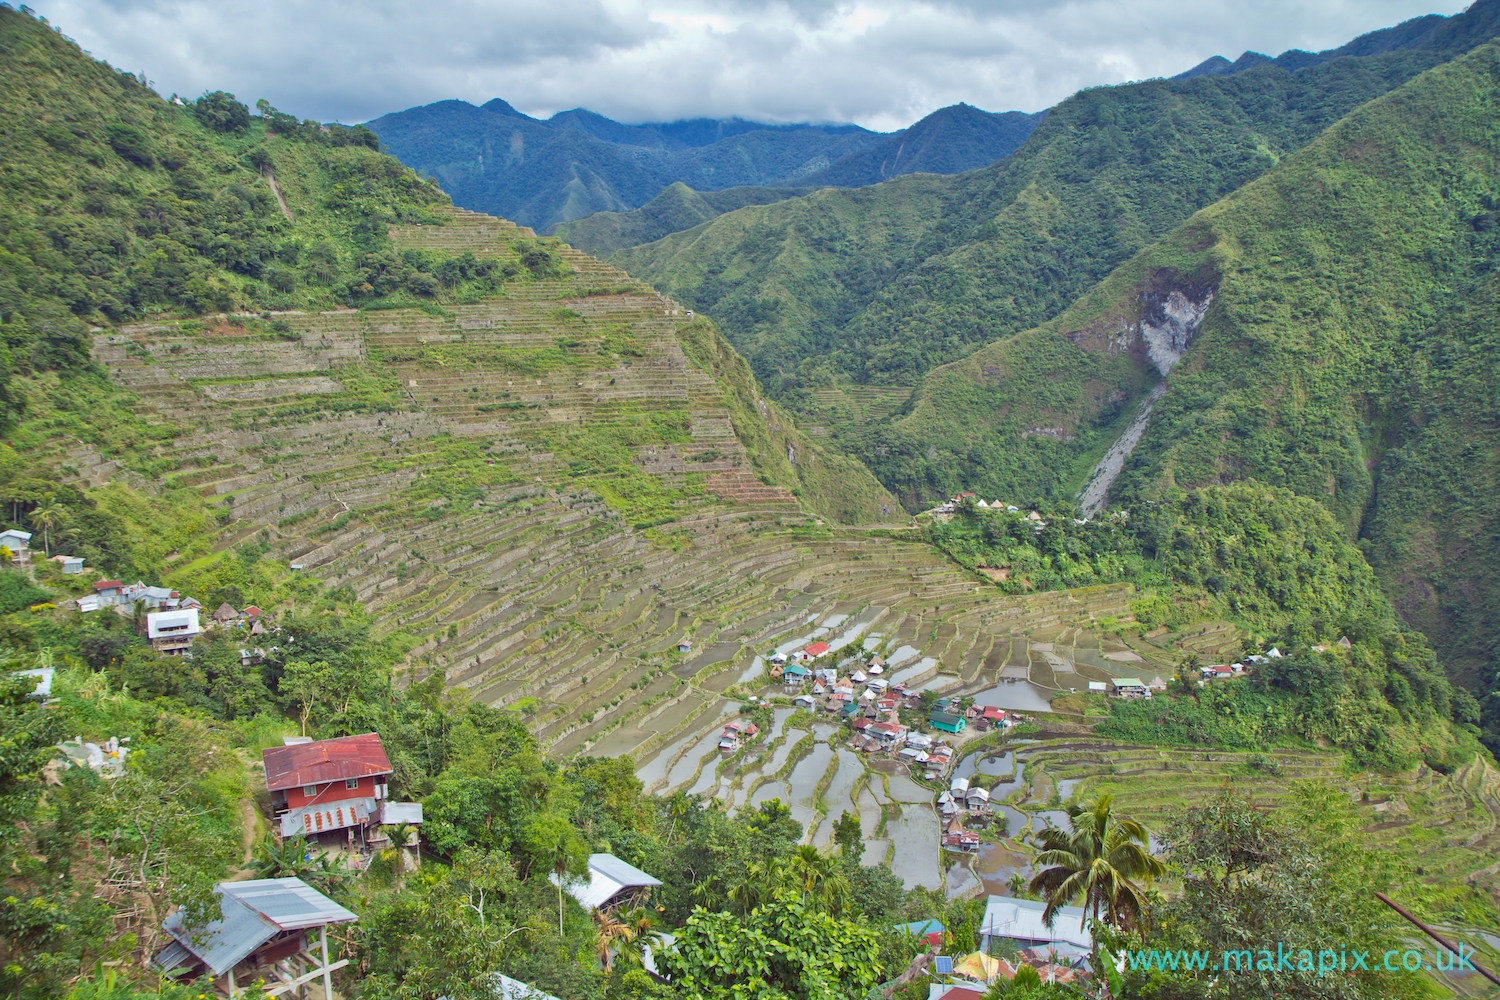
left=72, top=207, right=1074, bottom=750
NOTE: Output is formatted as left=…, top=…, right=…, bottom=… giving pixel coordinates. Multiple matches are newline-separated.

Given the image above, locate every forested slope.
left=885, top=39, right=1500, bottom=751
left=614, top=0, right=1500, bottom=432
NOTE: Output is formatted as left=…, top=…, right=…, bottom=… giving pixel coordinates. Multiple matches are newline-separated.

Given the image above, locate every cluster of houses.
left=938, top=775, right=994, bottom=852
left=80, top=584, right=273, bottom=658
left=718, top=717, right=760, bottom=754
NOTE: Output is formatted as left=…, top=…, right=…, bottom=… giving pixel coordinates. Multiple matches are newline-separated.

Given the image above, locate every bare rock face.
left=1140, top=288, right=1213, bottom=376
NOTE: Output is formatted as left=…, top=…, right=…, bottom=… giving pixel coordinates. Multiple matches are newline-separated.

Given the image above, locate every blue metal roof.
left=158, top=878, right=357, bottom=977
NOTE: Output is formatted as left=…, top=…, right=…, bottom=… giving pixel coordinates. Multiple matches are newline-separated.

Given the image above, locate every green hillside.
left=885, top=40, right=1500, bottom=752
left=613, top=0, right=1500, bottom=434
left=554, top=182, right=813, bottom=258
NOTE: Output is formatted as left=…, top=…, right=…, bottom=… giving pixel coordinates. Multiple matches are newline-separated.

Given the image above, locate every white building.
left=979, top=895, right=1092, bottom=960
left=147, top=608, right=201, bottom=654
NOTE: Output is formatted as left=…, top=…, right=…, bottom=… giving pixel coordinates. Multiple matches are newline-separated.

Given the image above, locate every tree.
left=1028, top=793, right=1163, bottom=932
left=279, top=659, right=333, bottom=736
left=522, top=814, right=588, bottom=935
left=1177, top=653, right=1202, bottom=698
left=27, top=497, right=63, bottom=557
left=249, top=834, right=352, bottom=897
left=833, top=810, right=863, bottom=857
left=660, top=897, right=882, bottom=1000
left=194, top=91, right=250, bottom=133
left=782, top=844, right=850, bottom=914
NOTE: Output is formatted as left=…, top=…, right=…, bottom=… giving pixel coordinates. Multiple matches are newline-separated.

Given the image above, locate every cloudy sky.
left=30, top=0, right=1466, bottom=131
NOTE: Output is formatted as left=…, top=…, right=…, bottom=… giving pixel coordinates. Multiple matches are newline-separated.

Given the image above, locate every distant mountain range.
left=365, top=100, right=1042, bottom=232
left=1174, top=7, right=1473, bottom=79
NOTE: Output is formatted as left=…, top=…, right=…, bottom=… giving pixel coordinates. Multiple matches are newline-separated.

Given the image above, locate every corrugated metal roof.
left=263, top=733, right=392, bottom=791
left=981, top=895, right=1091, bottom=951
left=588, top=853, right=661, bottom=889
left=555, top=854, right=661, bottom=910
left=151, top=940, right=193, bottom=974
left=161, top=878, right=357, bottom=977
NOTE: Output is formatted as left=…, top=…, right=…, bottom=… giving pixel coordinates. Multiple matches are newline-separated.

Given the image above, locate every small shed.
left=50, top=554, right=85, bottom=574
left=556, top=853, right=662, bottom=912
left=152, top=877, right=357, bottom=997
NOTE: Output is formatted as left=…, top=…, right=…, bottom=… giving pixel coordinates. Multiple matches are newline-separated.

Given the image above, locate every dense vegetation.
left=556, top=183, right=814, bottom=258
left=615, top=0, right=1500, bottom=428
left=928, top=485, right=1478, bottom=769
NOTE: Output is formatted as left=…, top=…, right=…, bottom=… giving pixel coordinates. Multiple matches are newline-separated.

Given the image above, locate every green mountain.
left=554, top=182, right=814, bottom=258
left=613, top=0, right=1500, bottom=428
left=798, top=104, right=1043, bottom=187
left=882, top=38, right=1500, bottom=750
left=365, top=99, right=882, bottom=231
left=367, top=100, right=1042, bottom=235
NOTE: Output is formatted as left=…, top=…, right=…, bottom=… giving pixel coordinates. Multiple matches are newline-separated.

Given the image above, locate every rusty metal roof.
left=262, top=733, right=391, bottom=791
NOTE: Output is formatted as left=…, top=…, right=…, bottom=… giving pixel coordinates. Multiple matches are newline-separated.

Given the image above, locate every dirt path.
left=240, top=795, right=259, bottom=865
left=265, top=169, right=294, bottom=222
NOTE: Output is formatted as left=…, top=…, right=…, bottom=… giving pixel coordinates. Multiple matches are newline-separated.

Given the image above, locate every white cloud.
left=30, top=0, right=1466, bottom=128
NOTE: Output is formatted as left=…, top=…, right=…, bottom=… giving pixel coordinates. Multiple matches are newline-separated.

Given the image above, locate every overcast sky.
left=29, top=0, right=1467, bottom=131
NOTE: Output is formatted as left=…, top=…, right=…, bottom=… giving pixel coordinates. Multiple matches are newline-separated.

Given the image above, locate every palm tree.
left=249, top=834, right=352, bottom=896
left=593, top=908, right=632, bottom=973
left=28, top=498, right=64, bottom=557
left=783, top=845, right=850, bottom=913
left=1028, top=793, right=1163, bottom=932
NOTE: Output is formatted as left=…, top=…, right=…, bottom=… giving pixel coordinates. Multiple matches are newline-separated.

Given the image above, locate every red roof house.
left=801, top=641, right=830, bottom=659
left=262, top=734, right=399, bottom=840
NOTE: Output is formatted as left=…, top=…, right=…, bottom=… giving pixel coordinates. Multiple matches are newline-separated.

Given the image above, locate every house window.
left=303, top=784, right=319, bottom=797
left=345, top=778, right=360, bottom=790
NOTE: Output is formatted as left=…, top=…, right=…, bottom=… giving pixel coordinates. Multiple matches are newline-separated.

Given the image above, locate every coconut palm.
left=593, top=908, right=632, bottom=973
left=594, top=906, right=655, bottom=972
left=28, top=498, right=64, bottom=557
left=782, top=844, right=850, bottom=914
left=1028, top=793, right=1163, bottom=932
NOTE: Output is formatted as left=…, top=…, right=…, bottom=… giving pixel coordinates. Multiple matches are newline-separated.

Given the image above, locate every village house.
left=677, top=639, right=692, bottom=653
left=930, top=711, right=966, bottom=734
left=93, top=578, right=126, bottom=606
left=783, top=663, right=810, bottom=688
left=1088, top=681, right=1107, bottom=693
left=263, top=733, right=423, bottom=847
left=212, top=603, right=241, bottom=626
left=868, top=720, right=908, bottom=750
left=49, top=553, right=84, bottom=574
left=980, top=895, right=1092, bottom=961
left=0, top=528, right=31, bottom=562
left=1110, top=677, right=1150, bottom=699
left=798, top=640, right=830, bottom=662
left=966, top=786, right=990, bottom=809
left=152, top=877, right=357, bottom=998
left=147, top=608, right=201, bottom=655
